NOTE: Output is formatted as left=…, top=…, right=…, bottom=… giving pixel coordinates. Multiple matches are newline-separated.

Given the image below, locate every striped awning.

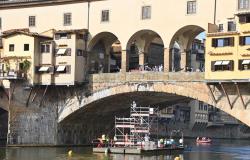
left=56, top=66, right=66, bottom=72
left=56, top=48, right=67, bottom=55
left=39, top=66, right=49, bottom=72
left=214, top=61, right=223, bottom=65
left=242, top=60, right=250, bottom=64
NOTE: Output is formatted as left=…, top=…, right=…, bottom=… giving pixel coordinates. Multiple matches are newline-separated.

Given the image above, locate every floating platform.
left=93, top=147, right=184, bottom=155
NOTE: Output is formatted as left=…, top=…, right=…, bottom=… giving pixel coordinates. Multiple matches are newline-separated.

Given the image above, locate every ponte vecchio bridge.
left=0, top=0, right=250, bottom=145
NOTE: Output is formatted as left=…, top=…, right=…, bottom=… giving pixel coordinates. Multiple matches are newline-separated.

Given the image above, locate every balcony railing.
left=0, top=70, right=24, bottom=79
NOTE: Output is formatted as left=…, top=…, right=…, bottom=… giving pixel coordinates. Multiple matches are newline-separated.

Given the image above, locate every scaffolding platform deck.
left=93, top=147, right=184, bottom=155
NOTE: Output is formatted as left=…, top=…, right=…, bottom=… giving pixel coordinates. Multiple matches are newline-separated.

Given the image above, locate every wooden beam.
left=26, top=87, right=33, bottom=107
left=220, top=83, right=233, bottom=109
left=39, top=85, right=49, bottom=108
left=235, top=83, right=247, bottom=109
left=207, top=84, right=217, bottom=104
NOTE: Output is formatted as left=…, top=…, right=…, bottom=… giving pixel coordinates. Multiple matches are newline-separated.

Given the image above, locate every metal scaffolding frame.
left=114, top=102, right=159, bottom=147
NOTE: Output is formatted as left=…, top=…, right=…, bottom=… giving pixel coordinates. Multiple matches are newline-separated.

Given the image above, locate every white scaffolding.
left=114, top=101, right=159, bottom=147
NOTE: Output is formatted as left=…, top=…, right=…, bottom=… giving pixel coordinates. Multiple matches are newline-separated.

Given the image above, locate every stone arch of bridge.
left=58, top=82, right=250, bottom=127
left=125, top=29, right=165, bottom=71
left=169, top=25, right=205, bottom=72
left=87, top=32, right=122, bottom=73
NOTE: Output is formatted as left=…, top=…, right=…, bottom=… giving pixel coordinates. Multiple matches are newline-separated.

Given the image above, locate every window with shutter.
left=229, top=61, right=234, bottom=71
left=67, top=48, right=71, bottom=56
left=239, top=60, right=243, bottom=70
left=218, top=24, right=223, bottom=32
left=239, top=36, right=245, bottom=45
left=228, top=21, right=236, bottom=31
left=66, top=65, right=71, bottom=74
left=55, top=34, right=60, bottom=40
left=211, top=61, right=215, bottom=72
left=67, top=34, right=71, bottom=39
left=229, top=37, right=234, bottom=46
left=239, top=16, right=247, bottom=23
left=212, top=39, right=217, bottom=47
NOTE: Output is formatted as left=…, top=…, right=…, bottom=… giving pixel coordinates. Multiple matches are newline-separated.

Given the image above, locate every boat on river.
left=196, top=137, right=212, bottom=144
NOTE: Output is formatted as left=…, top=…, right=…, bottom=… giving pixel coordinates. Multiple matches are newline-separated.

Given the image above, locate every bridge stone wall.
left=0, top=72, right=250, bottom=146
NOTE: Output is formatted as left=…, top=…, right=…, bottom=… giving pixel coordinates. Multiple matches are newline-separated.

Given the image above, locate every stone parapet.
left=90, top=72, right=204, bottom=83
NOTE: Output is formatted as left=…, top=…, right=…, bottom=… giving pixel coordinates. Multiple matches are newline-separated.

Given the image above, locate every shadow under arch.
left=0, top=108, right=8, bottom=146
left=87, top=32, right=122, bottom=73
left=126, top=29, right=165, bottom=71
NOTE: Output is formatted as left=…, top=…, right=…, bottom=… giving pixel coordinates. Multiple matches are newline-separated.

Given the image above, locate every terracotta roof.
left=55, top=29, right=88, bottom=34
left=2, top=29, right=53, bottom=39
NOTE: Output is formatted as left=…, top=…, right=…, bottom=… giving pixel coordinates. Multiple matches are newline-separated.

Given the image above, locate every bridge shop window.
left=218, top=24, right=224, bottom=32
left=238, top=0, right=249, bottom=10
left=9, top=44, right=14, bottom=52
left=55, top=33, right=71, bottom=40
left=24, top=44, right=29, bottom=51
left=211, top=60, right=234, bottom=71
left=142, top=6, right=151, bottom=20
left=187, top=1, right=196, bottom=14
left=227, top=21, right=236, bottom=32
left=41, top=44, right=50, bottom=53
left=238, top=14, right=250, bottom=23
left=239, top=59, right=250, bottom=70
left=101, top=10, right=109, bottom=22
left=239, top=36, right=250, bottom=45
left=212, top=37, right=234, bottom=47
left=63, top=13, right=72, bottom=26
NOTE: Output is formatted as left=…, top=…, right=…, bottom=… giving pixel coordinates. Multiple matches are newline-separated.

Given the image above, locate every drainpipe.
left=83, top=1, right=90, bottom=81
left=214, top=0, right=217, bottom=24
left=84, top=1, right=90, bottom=51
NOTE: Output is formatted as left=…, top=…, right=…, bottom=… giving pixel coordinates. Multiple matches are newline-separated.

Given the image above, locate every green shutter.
left=239, top=16, right=247, bottom=23
left=239, top=36, right=245, bottom=45
left=211, top=61, right=215, bottom=72
left=230, top=37, right=235, bottom=46
left=212, top=39, right=217, bottom=47
left=239, top=60, right=243, bottom=70
left=230, top=60, right=234, bottom=71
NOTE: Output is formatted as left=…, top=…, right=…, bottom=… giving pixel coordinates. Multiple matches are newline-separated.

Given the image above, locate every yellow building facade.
left=206, top=13, right=250, bottom=80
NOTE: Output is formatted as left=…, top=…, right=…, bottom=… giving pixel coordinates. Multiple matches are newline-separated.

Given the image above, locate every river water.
left=0, top=139, right=250, bottom=160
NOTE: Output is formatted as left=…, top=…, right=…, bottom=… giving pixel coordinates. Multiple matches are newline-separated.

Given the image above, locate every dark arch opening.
left=169, top=25, right=205, bottom=72
left=126, top=30, right=164, bottom=71
left=88, top=32, right=121, bottom=73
